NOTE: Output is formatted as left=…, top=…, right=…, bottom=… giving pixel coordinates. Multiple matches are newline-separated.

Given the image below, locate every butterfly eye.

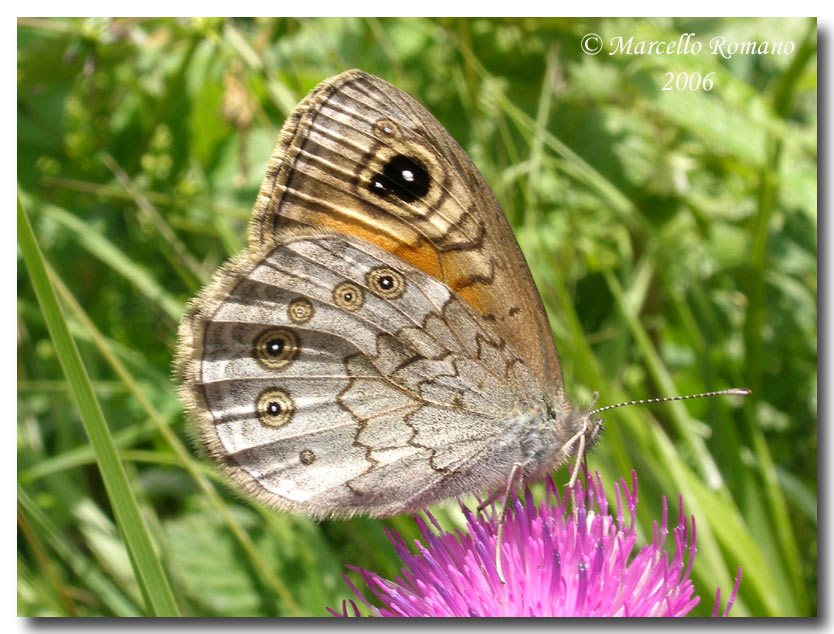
left=333, top=281, right=364, bottom=311
left=368, top=154, right=430, bottom=203
left=254, top=328, right=299, bottom=370
left=367, top=266, right=406, bottom=299
left=287, top=297, right=314, bottom=324
left=255, top=388, right=294, bottom=427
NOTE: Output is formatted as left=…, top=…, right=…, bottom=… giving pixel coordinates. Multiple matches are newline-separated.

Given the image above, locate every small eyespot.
left=287, top=297, right=314, bottom=324
left=368, top=154, right=430, bottom=203
left=254, top=328, right=299, bottom=370
left=299, top=449, right=316, bottom=465
left=333, top=281, right=364, bottom=311
left=367, top=266, right=406, bottom=299
left=256, top=388, right=294, bottom=427
left=373, top=119, right=400, bottom=139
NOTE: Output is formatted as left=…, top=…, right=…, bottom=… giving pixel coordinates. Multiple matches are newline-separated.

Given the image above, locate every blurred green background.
left=17, top=17, right=817, bottom=616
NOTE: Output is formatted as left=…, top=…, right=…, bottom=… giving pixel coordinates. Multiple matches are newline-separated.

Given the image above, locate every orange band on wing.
left=311, top=214, right=444, bottom=281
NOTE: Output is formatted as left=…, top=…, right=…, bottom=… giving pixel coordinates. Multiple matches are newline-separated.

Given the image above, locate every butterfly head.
left=517, top=394, right=604, bottom=485
left=556, top=394, right=605, bottom=470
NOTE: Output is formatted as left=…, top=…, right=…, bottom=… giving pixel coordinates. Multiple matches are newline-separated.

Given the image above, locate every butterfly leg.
left=566, top=428, right=586, bottom=490
left=557, top=417, right=589, bottom=490
left=476, top=489, right=504, bottom=514
left=494, top=462, right=524, bottom=584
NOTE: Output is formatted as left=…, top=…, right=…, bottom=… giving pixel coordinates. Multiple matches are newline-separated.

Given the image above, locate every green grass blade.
left=18, top=487, right=143, bottom=616
left=17, top=197, right=179, bottom=616
left=99, top=152, right=206, bottom=289
left=47, top=266, right=304, bottom=615
left=604, top=270, right=724, bottom=487
left=34, top=199, right=182, bottom=322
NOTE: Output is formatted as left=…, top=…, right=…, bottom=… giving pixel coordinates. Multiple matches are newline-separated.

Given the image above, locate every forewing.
left=248, top=70, right=562, bottom=390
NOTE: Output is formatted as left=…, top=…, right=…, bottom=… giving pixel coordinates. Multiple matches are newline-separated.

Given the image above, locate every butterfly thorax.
left=504, top=393, right=603, bottom=486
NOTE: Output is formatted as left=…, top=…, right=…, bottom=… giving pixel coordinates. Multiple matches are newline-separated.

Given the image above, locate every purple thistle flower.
left=329, top=470, right=741, bottom=617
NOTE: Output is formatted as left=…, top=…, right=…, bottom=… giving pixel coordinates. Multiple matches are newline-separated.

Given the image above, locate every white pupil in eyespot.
left=401, top=169, right=414, bottom=182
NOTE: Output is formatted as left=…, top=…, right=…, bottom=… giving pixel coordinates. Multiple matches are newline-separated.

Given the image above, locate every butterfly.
left=176, top=69, right=604, bottom=520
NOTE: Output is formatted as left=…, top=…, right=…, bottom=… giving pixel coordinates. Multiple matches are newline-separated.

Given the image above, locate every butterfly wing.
left=248, top=70, right=562, bottom=392
left=177, top=230, right=550, bottom=518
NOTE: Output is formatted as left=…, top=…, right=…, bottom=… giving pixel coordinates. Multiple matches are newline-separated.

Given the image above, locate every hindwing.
left=177, top=230, right=543, bottom=518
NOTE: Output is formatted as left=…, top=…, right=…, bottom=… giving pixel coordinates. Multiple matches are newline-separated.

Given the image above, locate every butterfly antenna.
left=589, top=388, right=751, bottom=417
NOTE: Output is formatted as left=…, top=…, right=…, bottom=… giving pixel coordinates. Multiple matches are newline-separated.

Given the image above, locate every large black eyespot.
left=254, top=328, right=299, bottom=370
left=367, top=266, right=406, bottom=299
left=256, top=388, right=294, bottom=427
left=368, top=154, right=430, bottom=203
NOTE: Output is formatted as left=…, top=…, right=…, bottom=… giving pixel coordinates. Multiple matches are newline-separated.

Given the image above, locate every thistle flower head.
left=330, top=471, right=741, bottom=617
